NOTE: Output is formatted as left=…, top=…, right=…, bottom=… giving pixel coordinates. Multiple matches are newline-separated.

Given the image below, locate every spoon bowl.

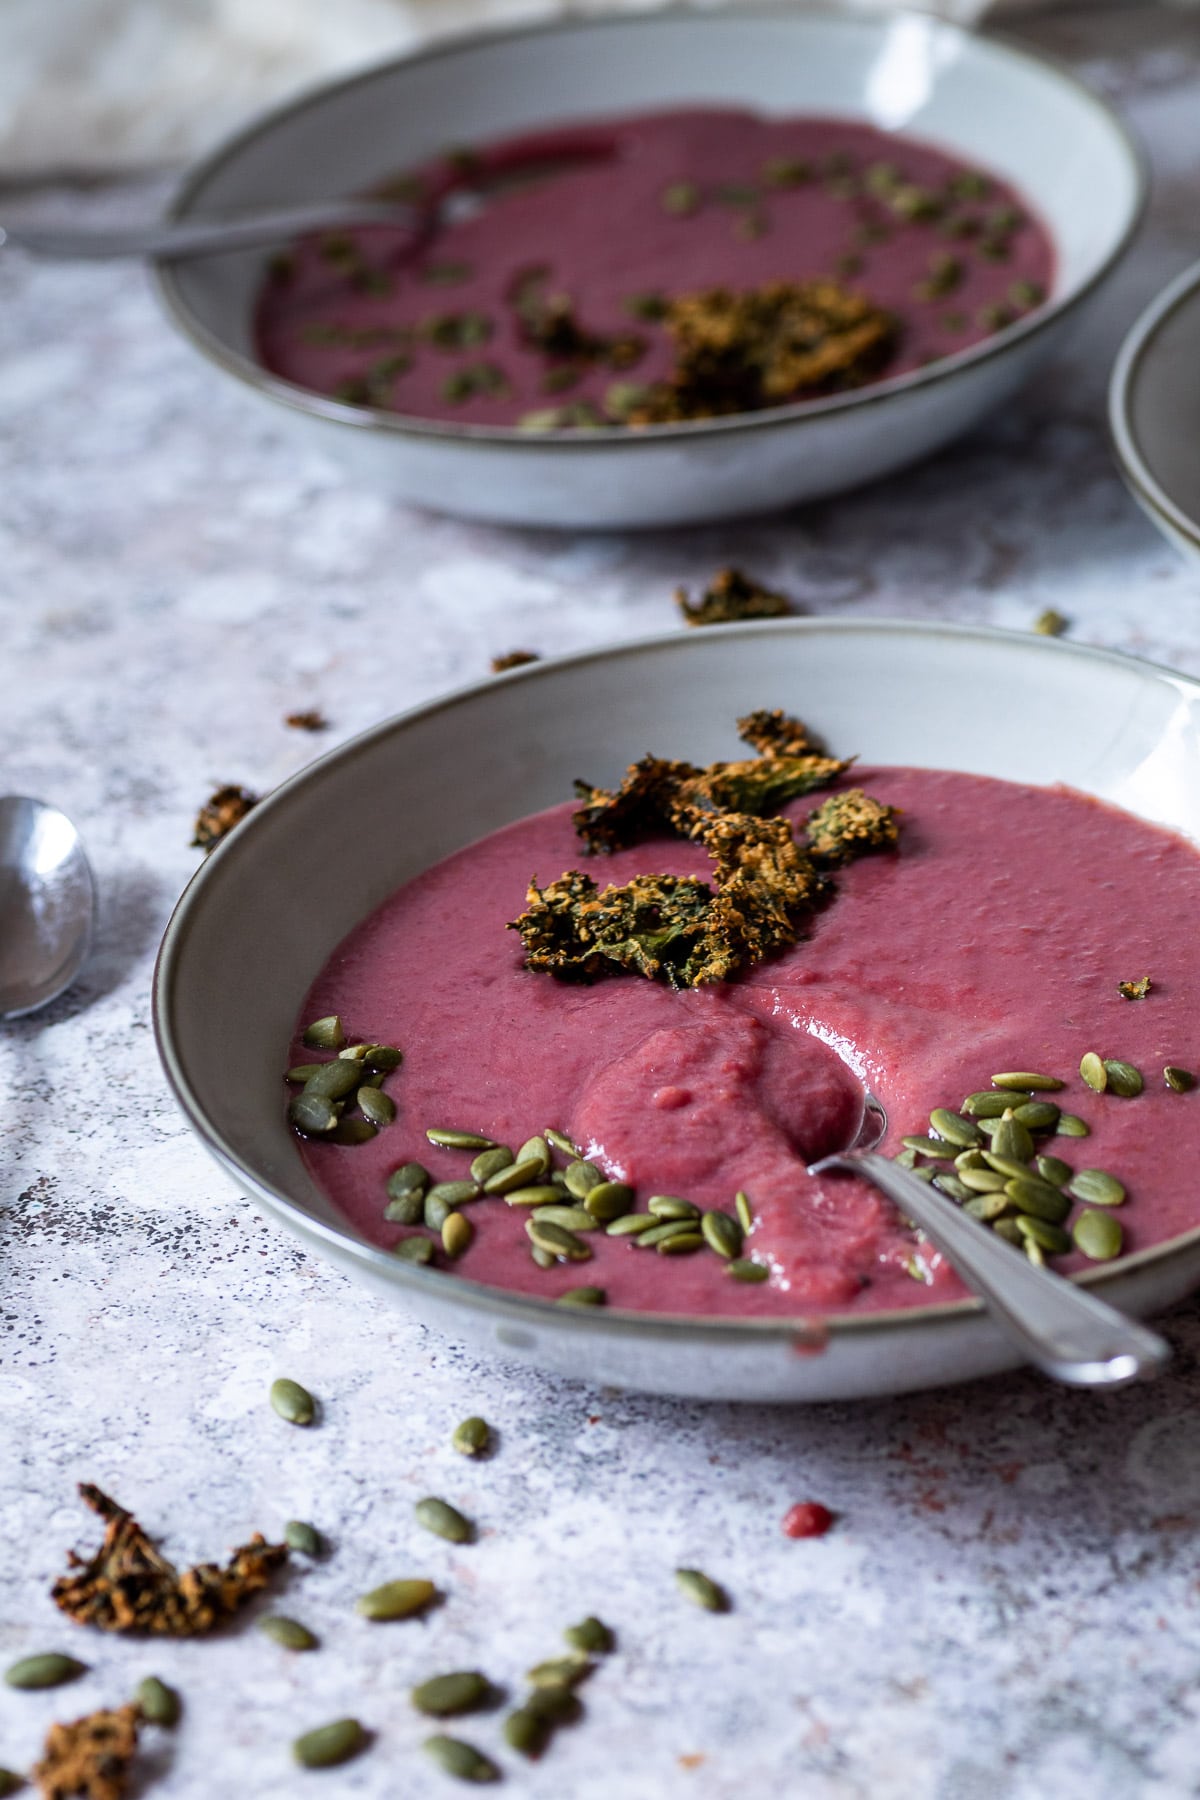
left=0, top=797, right=96, bottom=1018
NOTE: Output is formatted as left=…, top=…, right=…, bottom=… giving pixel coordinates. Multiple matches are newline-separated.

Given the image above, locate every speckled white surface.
left=4, top=8, right=1200, bottom=1797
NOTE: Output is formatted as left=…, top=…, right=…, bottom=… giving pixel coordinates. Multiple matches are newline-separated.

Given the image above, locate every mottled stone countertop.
left=3, top=7, right=1200, bottom=1796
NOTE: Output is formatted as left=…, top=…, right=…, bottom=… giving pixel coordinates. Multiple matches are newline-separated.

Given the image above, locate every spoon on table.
left=0, top=797, right=96, bottom=1018
left=809, top=1089, right=1171, bottom=1388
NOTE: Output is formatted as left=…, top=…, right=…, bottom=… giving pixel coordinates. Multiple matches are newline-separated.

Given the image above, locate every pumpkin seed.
left=358, top=1086, right=396, bottom=1127
left=136, top=1675, right=180, bottom=1725
left=517, top=1135, right=551, bottom=1173
left=1104, top=1059, right=1143, bottom=1097
left=442, top=1212, right=473, bottom=1259
left=659, top=1231, right=705, bottom=1254
left=338, top=1043, right=372, bottom=1062
left=526, top=1219, right=591, bottom=1261
left=0, top=1774, right=19, bottom=1800
left=991, top=1115, right=1035, bottom=1162
left=484, top=1157, right=546, bottom=1195
left=701, top=1211, right=744, bottom=1259
left=584, top=1181, right=633, bottom=1222
left=1056, top=1114, right=1090, bottom=1137
left=504, top=1184, right=564, bottom=1208
left=302, top=1059, right=361, bottom=1101
left=425, top=1192, right=453, bottom=1232
left=416, top=1497, right=473, bottom=1544
left=332, top=1116, right=377, bottom=1145
left=932, top=1174, right=973, bottom=1202
left=356, top=1578, right=438, bottom=1620
left=531, top=1246, right=556, bottom=1270
left=1079, top=1051, right=1107, bottom=1092
left=289, top=1092, right=338, bottom=1135
left=982, top=1151, right=1035, bottom=1182
left=993, top=1217, right=1024, bottom=1246
left=635, top=1220, right=696, bottom=1248
left=427, top=1128, right=495, bottom=1150
left=452, top=1416, right=491, bottom=1458
left=364, top=1045, right=403, bottom=1072
left=270, top=1377, right=315, bottom=1426
left=557, top=1286, right=606, bottom=1306
left=901, top=1136, right=954, bottom=1159
left=1012, top=1101, right=1060, bottom=1132
left=1004, top=1178, right=1071, bottom=1224
left=545, top=1127, right=581, bottom=1158
left=648, top=1195, right=700, bottom=1220
left=427, top=1181, right=480, bottom=1207
left=5, top=1652, right=87, bottom=1690
left=911, top=1166, right=936, bottom=1184
left=531, top=1204, right=597, bottom=1232
left=727, top=1258, right=769, bottom=1282
left=527, top=1654, right=590, bottom=1689
left=503, top=1707, right=550, bottom=1758
left=471, top=1146, right=513, bottom=1185
left=957, top=1167, right=1008, bottom=1194
left=303, top=1015, right=345, bottom=1051
left=1073, top=1209, right=1124, bottom=1260
left=975, top=1117, right=1000, bottom=1138
left=286, top=1063, right=325, bottom=1084
left=961, top=1090, right=1021, bottom=1118
left=394, top=1234, right=435, bottom=1265
left=954, top=1149, right=987, bottom=1171
left=895, top=1147, right=918, bottom=1168
left=991, top=1071, right=1064, bottom=1091
left=929, top=1109, right=982, bottom=1148
left=564, top=1616, right=614, bottom=1654
left=385, top=1190, right=425, bottom=1226
left=1025, top=1236, right=1046, bottom=1268
left=293, top=1718, right=365, bottom=1769
left=523, top=1686, right=582, bottom=1724
left=412, top=1671, right=490, bottom=1717
left=422, top=1735, right=500, bottom=1783
left=675, top=1568, right=728, bottom=1612
left=388, top=1162, right=430, bottom=1200
left=606, top=1213, right=656, bottom=1236
left=1165, top=1065, right=1197, bottom=1093
left=564, top=1160, right=603, bottom=1198
left=1035, top=1154, right=1071, bottom=1187
left=284, top=1520, right=323, bottom=1556
left=963, top=1192, right=1013, bottom=1222
left=259, top=1614, right=318, bottom=1651
left=1014, top=1215, right=1071, bottom=1254
left=1067, top=1168, right=1126, bottom=1208
left=735, top=1191, right=754, bottom=1232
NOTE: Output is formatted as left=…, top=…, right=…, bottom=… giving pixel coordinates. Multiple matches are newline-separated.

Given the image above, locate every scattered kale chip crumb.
left=1118, top=976, right=1152, bottom=1000
left=1032, top=608, right=1069, bottom=637
left=34, top=1703, right=142, bottom=1800
left=191, top=785, right=259, bottom=852
left=284, top=710, right=329, bottom=732
left=676, top=567, right=794, bottom=627
left=51, top=1484, right=288, bottom=1637
left=510, top=711, right=899, bottom=988
left=491, top=650, right=542, bottom=673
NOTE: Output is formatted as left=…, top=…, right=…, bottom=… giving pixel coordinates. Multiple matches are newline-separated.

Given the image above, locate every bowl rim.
left=153, top=615, right=1200, bottom=1350
left=156, top=2, right=1148, bottom=453
left=1108, top=255, right=1200, bottom=559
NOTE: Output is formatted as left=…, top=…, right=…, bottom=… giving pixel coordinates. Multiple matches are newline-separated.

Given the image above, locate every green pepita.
left=527, top=1655, right=591, bottom=1689
left=136, top=1675, right=180, bottom=1725
left=412, top=1671, right=490, bottom=1717
left=5, top=1652, right=87, bottom=1690
left=647, top=1195, right=700, bottom=1220
left=1067, top=1168, right=1126, bottom=1207
left=293, top=1718, right=365, bottom=1769
left=363, top=1044, right=403, bottom=1072
left=358, top=1086, right=396, bottom=1127
left=1012, top=1101, right=1060, bottom=1132
left=302, top=1015, right=345, bottom=1051
left=564, top=1615, right=614, bottom=1654
left=285, top=1063, right=325, bottom=1084
left=394, top=1234, right=435, bottom=1265
left=557, top=1286, right=606, bottom=1307
left=302, top=1059, right=361, bottom=1100
left=1164, top=1065, right=1197, bottom=1093
left=933, top=1173, right=974, bottom=1203
left=337, top=1043, right=372, bottom=1062
left=1056, top=1113, right=1090, bottom=1137
left=284, top=1520, right=323, bottom=1556
left=425, top=1192, right=453, bottom=1232
left=701, top=1210, right=744, bottom=1259
left=517, top=1136, right=551, bottom=1173
left=982, top=1150, right=1036, bottom=1182
left=658, top=1231, right=705, bottom=1254
left=426, top=1128, right=495, bottom=1150
left=503, top=1707, right=550, bottom=1758
left=606, top=1213, right=657, bottom=1236
left=470, top=1146, right=513, bottom=1185
left=1104, top=1059, right=1143, bottom=1097
left=993, top=1217, right=1024, bottom=1245
left=427, top=1181, right=481, bottom=1207
left=422, top=1735, right=500, bottom=1783
left=545, top=1127, right=581, bottom=1159
left=895, top=1147, right=919, bottom=1168
left=385, top=1189, right=425, bottom=1226
left=503, top=1184, right=564, bottom=1208
left=991, top=1114, right=1035, bottom=1162
left=992, top=1071, right=1064, bottom=1091
left=1035, top=1154, right=1071, bottom=1187
left=635, top=1220, right=696, bottom=1248
left=356, top=1578, right=438, bottom=1621
left=530, top=1204, right=597, bottom=1231
left=331, top=1116, right=377, bottom=1145
left=675, top=1568, right=728, bottom=1613
left=523, top=1686, right=582, bottom=1725
left=415, top=1497, right=473, bottom=1544
left=1079, top=1051, right=1107, bottom=1092
left=901, top=1136, right=954, bottom=1159
left=735, top=1190, right=754, bottom=1232
left=483, top=1157, right=546, bottom=1195
left=442, top=1212, right=473, bottom=1259
left=531, top=1245, right=556, bottom=1269
left=727, top=1258, right=769, bottom=1282
left=1025, top=1235, right=1046, bottom=1267
left=957, top=1167, right=1009, bottom=1194
left=388, top=1162, right=430, bottom=1200
left=1073, top=1209, right=1124, bottom=1260
left=963, top=1192, right=1014, bottom=1222
left=270, top=1377, right=315, bottom=1426
left=452, top=1416, right=491, bottom=1457
left=1004, top=1178, right=1071, bottom=1224
left=583, top=1181, right=634, bottom=1222
left=564, top=1160, right=603, bottom=1198
left=259, top=1614, right=318, bottom=1651
left=954, top=1149, right=987, bottom=1171
left=289, top=1092, right=338, bottom=1135
left=526, top=1219, right=591, bottom=1261
left=962, top=1090, right=1020, bottom=1118
left=929, top=1109, right=982, bottom=1147
left=1014, top=1215, right=1072, bottom=1255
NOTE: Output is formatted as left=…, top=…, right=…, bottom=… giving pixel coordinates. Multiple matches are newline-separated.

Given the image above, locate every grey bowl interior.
left=155, top=621, right=1200, bottom=1400
left=1111, top=260, right=1200, bottom=560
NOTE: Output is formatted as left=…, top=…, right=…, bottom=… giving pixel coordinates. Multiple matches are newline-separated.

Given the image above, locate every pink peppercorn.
left=782, top=1502, right=834, bottom=1539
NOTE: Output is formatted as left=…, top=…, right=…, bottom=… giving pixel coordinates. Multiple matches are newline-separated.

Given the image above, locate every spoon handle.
left=814, top=1150, right=1171, bottom=1386
left=0, top=201, right=420, bottom=261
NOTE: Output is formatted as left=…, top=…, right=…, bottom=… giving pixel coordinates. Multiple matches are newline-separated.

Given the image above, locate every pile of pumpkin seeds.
left=286, top=1015, right=402, bottom=1144
left=893, top=1055, right=1192, bottom=1269
left=382, top=1124, right=770, bottom=1287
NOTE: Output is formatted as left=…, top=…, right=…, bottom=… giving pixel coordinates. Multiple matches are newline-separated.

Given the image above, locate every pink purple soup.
left=255, top=108, right=1054, bottom=428
left=294, top=768, right=1200, bottom=1318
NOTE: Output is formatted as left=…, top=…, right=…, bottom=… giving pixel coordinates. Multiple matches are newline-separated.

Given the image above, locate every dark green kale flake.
left=804, top=789, right=901, bottom=867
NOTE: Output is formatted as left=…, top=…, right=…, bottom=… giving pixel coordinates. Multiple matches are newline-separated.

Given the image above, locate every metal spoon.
left=0, top=797, right=96, bottom=1018
left=0, top=201, right=425, bottom=262
left=809, top=1089, right=1171, bottom=1387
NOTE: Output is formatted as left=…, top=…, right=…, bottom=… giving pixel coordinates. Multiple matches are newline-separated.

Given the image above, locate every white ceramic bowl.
left=154, top=620, right=1200, bottom=1403
left=1109, top=257, right=1200, bottom=567
left=157, top=7, right=1144, bottom=530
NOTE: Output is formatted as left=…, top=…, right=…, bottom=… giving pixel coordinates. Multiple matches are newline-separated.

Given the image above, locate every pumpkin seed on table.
left=928, top=1109, right=982, bottom=1148
left=564, top=1616, right=614, bottom=1654
left=675, top=1568, right=729, bottom=1612
left=504, top=1708, right=550, bottom=1758
left=395, top=1234, right=436, bottom=1265
left=523, top=1686, right=582, bottom=1724
left=442, top=1212, right=473, bottom=1258
left=557, top=1286, right=606, bottom=1307
left=648, top=1195, right=701, bottom=1220
left=293, top=1718, right=366, bottom=1769
left=526, top=1219, right=591, bottom=1261
left=471, top=1146, right=513, bottom=1184
left=259, top=1614, right=319, bottom=1651
left=412, top=1671, right=491, bottom=1717
left=584, top=1181, right=634, bottom=1222
left=356, top=1578, right=438, bottom=1621
left=702, top=1210, right=744, bottom=1259
left=735, top=1191, right=754, bottom=1232
left=302, top=1059, right=361, bottom=1100
left=270, top=1377, right=315, bottom=1426
left=1165, top=1065, right=1197, bottom=1093
left=289, top=1092, right=339, bottom=1135
left=136, top=1675, right=180, bottom=1726
left=1104, top=1059, right=1144, bottom=1097
left=427, top=1128, right=496, bottom=1150
left=423, top=1735, right=500, bottom=1783
left=991, top=1071, right=1064, bottom=1091
left=358, top=1086, right=396, bottom=1127
left=5, top=1651, right=87, bottom=1690
left=303, top=1015, right=345, bottom=1050
left=284, top=1519, right=323, bottom=1555
left=416, top=1497, right=474, bottom=1544
left=452, top=1416, right=492, bottom=1458
left=527, top=1654, right=591, bottom=1689
left=564, top=1160, right=604, bottom=1198
left=1080, top=1051, right=1107, bottom=1092
left=1074, top=1209, right=1124, bottom=1260
left=1068, top=1169, right=1126, bottom=1207
left=727, top=1258, right=769, bottom=1282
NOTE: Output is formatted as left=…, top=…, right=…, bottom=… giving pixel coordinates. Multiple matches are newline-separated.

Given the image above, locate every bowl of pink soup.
left=156, top=7, right=1143, bottom=528
left=155, top=620, right=1200, bottom=1402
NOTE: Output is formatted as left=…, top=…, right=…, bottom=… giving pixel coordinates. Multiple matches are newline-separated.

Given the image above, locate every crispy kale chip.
left=804, top=789, right=901, bottom=868
left=676, top=567, right=793, bottom=628
left=736, top=708, right=821, bottom=759
left=51, top=1484, right=288, bottom=1637
left=34, top=1704, right=142, bottom=1800
left=512, top=869, right=718, bottom=986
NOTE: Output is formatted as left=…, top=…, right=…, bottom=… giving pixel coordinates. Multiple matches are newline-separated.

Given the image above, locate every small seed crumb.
left=491, top=650, right=541, bottom=673
left=1032, top=608, right=1069, bottom=637
left=284, top=709, right=329, bottom=732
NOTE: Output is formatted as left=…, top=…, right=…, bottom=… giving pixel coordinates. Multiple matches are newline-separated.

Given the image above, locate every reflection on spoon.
left=0, top=797, right=96, bottom=1017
